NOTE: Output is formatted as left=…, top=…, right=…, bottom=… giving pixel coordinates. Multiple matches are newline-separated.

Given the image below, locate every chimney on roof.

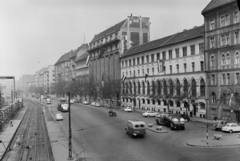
left=130, top=13, right=132, bottom=17
left=183, top=29, right=187, bottom=31
left=193, top=26, right=198, bottom=28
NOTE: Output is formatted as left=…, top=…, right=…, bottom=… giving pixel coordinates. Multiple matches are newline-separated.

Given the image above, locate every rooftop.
left=122, top=25, right=204, bottom=58
left=202, top=0, right=236, bottom=14
left=90, top=19, right=126, bottom=43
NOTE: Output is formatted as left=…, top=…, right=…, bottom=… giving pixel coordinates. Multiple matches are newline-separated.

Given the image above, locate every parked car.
left=95, top=102, right=101, bottom=107
left=55, top=113, right=63, bottom=121
left=91, top=102, right=96, bottom=106
left=46, top=98, right=51, bottom=104
left=59, top=97, right=66, bottom=102
left=179, top=114, right=190, bottom=121
left=142, top=111, right=159, bottom=117
left=156, top=113, right=185, bottom=130
left=221, top=123, right=240, bottom=133
left=70, top=99, right=75, bottom=104
left=57, top=103, right=69, bottom=112
left=124, top=106, right=133, bottom=112
left=125, top=120, right=146, bottom=138
left=83, top=100, right=89, bottom=105
left=213, top=120, right=227, bottom=131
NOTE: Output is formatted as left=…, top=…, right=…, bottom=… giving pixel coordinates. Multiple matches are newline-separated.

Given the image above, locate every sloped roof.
left=202, top=0, right=236, bottom=14
left=75, top=51, right=89, bottom=62
left=122, top=25, right=204, bottom=58
left=90, top=19, right=126, bottom=43
left=55, top=50, right=76, bottom=65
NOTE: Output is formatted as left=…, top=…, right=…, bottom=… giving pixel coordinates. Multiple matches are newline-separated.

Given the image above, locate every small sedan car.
left=83, top=100, right=89, bottom=105
left=70, top=99, right=75, bottom=104
left=142, top=111, right=159, bottom=117
left=124, top=107, right=133, bottom=112
left=56, top=113, right=63, bottom=121
left=95, top=102, right=101, bottom=107
left=222, top=123, right=240, bottom=133
left=91, top=102, right=96, bottom=106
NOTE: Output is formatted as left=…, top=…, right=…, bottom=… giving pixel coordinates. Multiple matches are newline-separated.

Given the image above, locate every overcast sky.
left=0, top=0, right=210, bottom=80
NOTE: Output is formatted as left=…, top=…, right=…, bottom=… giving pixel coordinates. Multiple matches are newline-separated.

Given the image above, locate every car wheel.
left=148, top=115, right=150, bottom=117
left=229, top=129, right=233, bottom=133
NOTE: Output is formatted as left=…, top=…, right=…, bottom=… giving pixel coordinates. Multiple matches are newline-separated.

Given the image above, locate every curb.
left=186, top=141, right=240, bottom=147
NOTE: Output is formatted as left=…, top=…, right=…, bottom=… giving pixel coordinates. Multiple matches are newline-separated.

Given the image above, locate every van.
left=125, top=120, right=146, bottom=138
left=213, top=120, right=227, bottom=131
left=46, top=98, right=51, bottom=104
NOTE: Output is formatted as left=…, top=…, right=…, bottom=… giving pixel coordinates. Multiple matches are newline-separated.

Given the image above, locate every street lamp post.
left=68, top=92, right=73, bottom=160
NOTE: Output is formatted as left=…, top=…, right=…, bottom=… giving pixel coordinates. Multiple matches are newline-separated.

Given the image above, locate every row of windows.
left=210, top=52, right=240, bottom=70
left=122, top=78, right=206, bottom=97
left=209, top=31, right=240, bottom=49
left=209, top=10, right=239, bottom=31
left=90, top=32, right=118, bottom=49
left=121, top=44, right=204, bottom=68
left=123, top=61, right=204, bottom=77
left=210, top=72, right=240, bottom=85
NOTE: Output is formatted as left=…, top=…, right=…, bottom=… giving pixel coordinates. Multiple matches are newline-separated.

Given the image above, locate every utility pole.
left=68, top=92, right=73, bottom=160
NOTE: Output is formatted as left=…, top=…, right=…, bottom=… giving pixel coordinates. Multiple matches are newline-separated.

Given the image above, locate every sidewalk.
left=0, top=106, right=27, bottom=159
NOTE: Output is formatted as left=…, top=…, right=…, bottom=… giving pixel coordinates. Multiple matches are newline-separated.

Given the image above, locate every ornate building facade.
left=121, top=25, right=207, bottom=118
left=202, top=0, right=240, bottom=121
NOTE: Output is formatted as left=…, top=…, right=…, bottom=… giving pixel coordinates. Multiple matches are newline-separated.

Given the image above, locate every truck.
left=156, top=113, right=185, bottom=130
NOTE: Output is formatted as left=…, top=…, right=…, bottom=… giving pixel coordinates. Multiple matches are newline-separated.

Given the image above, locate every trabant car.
left=125, top=120, right=146, bottom=138
left=213, top=120, right=227, bottom=131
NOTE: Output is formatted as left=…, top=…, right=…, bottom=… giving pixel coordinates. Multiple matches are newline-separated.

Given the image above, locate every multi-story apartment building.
left=88, top=15, right=150, bottom=83
left=55, top=50, right=77, bottom=82
left=202, top=0, right=240, bottom=122
left=121, top=25, right=206, bottom=118
left=75, top=44, right=89, bottom=80
left=34, top=65, right=55, bottom=93
left=19, top=74, right=34, bottom=93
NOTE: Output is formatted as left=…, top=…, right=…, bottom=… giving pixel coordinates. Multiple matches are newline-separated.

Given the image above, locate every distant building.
left=19, top=74, right=34, bottom=93
left=55, top=50, right=77, bottom=82
left=202, top=0, right=240, bottom=121
left=121, top=25, right=206, bottom=118
left=88, top=15, right=150, bottom=82
left=34, top=65, right=55, bottom=93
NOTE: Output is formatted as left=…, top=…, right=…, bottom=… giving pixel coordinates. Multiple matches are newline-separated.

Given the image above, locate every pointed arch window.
left=129, top=82, right=132, bottom=94
left=152, top=81, right=156, bottom=95
left=211, top=92, right=216, bottom=103
left=169, top=79, right=173, bottom=96
left=147, top=81, right=150, bottom=95
left=176, top=79, right=181, bottom=96
left=222, top=54, right=226, bottom=65
left=191, top=79, right=197, bottom=97
left=183, top=79, right=189, bottom=96
left=157, top=80, right=161, bottom=95
left=142, top=81, right=145, bottom=95
left=226, top=53, right=230, bottom=66
left=138, top=81, right=141, bottom=95
left=200, top=79, right=205, bottom=96
left=163, top=80, right=167, bottom=95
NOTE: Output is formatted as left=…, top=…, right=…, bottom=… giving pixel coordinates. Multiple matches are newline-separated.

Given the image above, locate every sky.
left=0, top=0, right=211, bottom=80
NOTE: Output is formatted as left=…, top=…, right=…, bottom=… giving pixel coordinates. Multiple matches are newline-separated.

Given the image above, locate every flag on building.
left=122, top=75, right=127, bottom=82
left=86, top=55, right=90, bottom=66
left=145, top=74, right=148, bottom=82
left=98, top=48, right=106, bottom=59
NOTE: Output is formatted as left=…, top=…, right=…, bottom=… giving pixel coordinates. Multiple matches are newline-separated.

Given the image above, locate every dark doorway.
left=193, top=104, right=197, bottom=116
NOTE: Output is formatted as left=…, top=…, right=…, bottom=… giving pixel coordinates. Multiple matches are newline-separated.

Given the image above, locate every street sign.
left=0, top=77, right=14, bottom=79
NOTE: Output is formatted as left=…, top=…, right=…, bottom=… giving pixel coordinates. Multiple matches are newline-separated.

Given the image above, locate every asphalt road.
left=43, top=98, right=240, bottom=161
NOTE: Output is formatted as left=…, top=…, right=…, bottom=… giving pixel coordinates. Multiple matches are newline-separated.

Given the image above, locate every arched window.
left=176, top=79, right=181, bottom=96
left=191, top=79, right=197, bottom=97
left=200, top=79, right=205, bottom=96
left=236, top=52, right=240, bottom=64
left=199, top=102, right=205, bottom=109
left=163, top=80, right=167, bottom=95
left=211, top=92, right=216, bottom=103
left=133, top=81, right=136, bottom=95
left=142, top=81, right=145, bottom=95
left=169, top=100, right=174, bottom=106
left=138, top=81, right=141, bottom=95
left=222, top=93, right=227, bottom=105
left=147, top=81, right=150, bottom=95
left=122, top=83, right=125, bottom=95
left=157, top=80, right=161, bottom=95
left=222, top=54, right=226, bottom=65
left=142, top=99, right=145, bottom=104
left=210, top=55, right=215, bottom=68
left=126, top=83, right=128, bottom=94
left=176, top=101, right=181, bottom=107
left=152, top=81, right=155, bottom=95
left=129, top=82, right=132, bottom=94
left=183, top=79, right=188, bottom=96
left=169, top=79, right=173, bottom=96
left=226, top=53, right=230, bottom=65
